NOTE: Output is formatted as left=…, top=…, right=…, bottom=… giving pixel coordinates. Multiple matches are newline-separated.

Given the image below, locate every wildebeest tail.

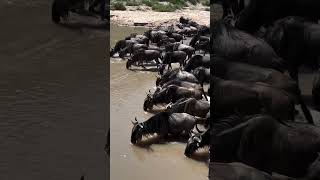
left=51, top=0, right=61, bottom=23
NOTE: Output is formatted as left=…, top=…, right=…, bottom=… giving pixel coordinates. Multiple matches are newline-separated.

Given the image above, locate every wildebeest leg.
left=200, top=88, right=208, bottom=101
left=299, top=97, right=314, bottom=124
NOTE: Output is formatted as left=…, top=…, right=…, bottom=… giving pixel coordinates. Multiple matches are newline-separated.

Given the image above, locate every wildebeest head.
left=118, top=49, right=127, bottom=59
left=184, top=132, right=202, bottom=157
left=110, top=48, right=115, bottom=57
left=143, top=91, right=153, bottom=111
left=130, top=117, right=146, bottom=144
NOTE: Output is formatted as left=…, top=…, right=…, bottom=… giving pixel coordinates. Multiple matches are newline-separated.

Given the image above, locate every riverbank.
left=110, top=5, right=210, bottom=27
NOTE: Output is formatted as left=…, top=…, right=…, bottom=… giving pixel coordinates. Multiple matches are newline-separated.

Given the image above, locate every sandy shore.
left=111, top=6, right=210, bottom=27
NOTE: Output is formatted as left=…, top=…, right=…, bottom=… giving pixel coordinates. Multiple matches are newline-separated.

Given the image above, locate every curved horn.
left=195, top=124, right=204, bottom=133
left=135, top=117, right=138, bottom=122
left=131, top=120, right=138, bottom=125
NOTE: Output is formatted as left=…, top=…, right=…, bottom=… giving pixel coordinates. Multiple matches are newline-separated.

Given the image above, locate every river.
left=110, top=24, right=208, bottom=180
left=0, top=1, right=107, bottom=179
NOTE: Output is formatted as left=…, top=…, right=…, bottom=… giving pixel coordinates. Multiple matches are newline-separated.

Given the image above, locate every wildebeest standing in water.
left=130, top=112, right=207, bottom=144
left=126, top=49, right=162, bottom=69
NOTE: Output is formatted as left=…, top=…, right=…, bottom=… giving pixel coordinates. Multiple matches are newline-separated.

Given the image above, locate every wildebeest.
left=211, top=77, right=313, bottom=123
left=160, top=80, right=202, bottom=91
left=126, top=49, right=162, bottom=69
left=156, top=69, right=199, bottom=87
left=189, top=34, right=210, bottom=55
left=262, top=16, right=320, bottom=82
left=167, top=98, right=210, bottom=118
left=165, top=43, right=195, bottom=59
left=167, top=32, right=184, bottom=43
left=111, top=39, right=138, bottom=57
left=184, top=55, right=210, bottom=72
left=235, top=0, right=320, bottom=33
left=118, top=43, right=148, bottom=58
left=192, top=67, right=210, bottom=86
left=212, top=21, right=286, bottom=72
left=211, top=114, right=320, bottom=178
left=143, top=85, right=204, bottom=111
left=144, top=29, right=167, bottom=44
left=130, top=112, right=207, bottom=144
left=212, top=57, right=313, bottom=122
left=162, top=51, right=187, bottom=69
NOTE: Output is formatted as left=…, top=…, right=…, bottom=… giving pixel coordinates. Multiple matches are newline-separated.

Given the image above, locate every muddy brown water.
left=110, top=24, right=209, bottom=180
left=0, top=1, right=107, bottom=179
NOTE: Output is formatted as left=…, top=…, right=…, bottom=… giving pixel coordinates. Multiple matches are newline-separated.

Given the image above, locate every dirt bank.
left=111, top=6, right=210, bottom=27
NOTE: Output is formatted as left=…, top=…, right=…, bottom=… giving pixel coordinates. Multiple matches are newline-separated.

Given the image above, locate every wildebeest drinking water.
left=143, top=85, right=205, bottom=111
left=130, top=112, right=207, bottom=144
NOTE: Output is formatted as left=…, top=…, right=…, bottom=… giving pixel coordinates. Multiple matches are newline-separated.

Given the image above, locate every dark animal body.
left=156, top=70, right=199, bottom=87
left=211, top=115, right=320, bottom=179
left=211, top=77, right=297, bottom=122
left=192, top=67, right=210, bottom=85
left=130, top=112, right=206, bottom=144
left=212, top=58, right=298, bottom=96
left=163, top=51, right=187, bottom=68
left=184, top=55, right=210, bottom=72
left=167, top=98, right=210, bottom=118
left=165, top=43, right=195, bottom=60
left=143, top=85, right=204, bottom=111
left=263, top=16, right=320, bottom=82
left=210, top=162, right=289, bottom=180
left=235, top=0, right=320, bottom=33
left=126, top=50, right=162, bottom=69
left=212, top=21, right=286, bottom=72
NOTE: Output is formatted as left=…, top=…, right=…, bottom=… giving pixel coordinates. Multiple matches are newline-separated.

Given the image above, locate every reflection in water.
left=110, top=25, right=208, bottom=180
left=0, top=1, right=106, bottom=179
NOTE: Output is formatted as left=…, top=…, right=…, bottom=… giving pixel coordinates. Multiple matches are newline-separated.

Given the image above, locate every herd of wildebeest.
left=110, top=0, right=320, bottom=179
